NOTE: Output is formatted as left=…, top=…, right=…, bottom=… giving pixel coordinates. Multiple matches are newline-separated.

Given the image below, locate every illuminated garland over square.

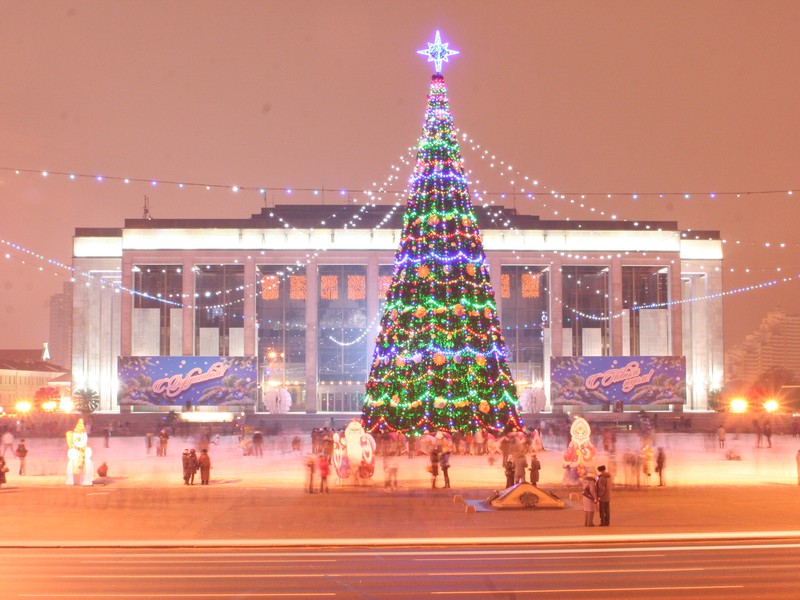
left=361, top=49, right=523, bottom=435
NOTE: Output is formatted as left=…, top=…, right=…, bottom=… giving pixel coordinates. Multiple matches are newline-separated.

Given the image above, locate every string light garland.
left=4, top=163, right=797, bottom=206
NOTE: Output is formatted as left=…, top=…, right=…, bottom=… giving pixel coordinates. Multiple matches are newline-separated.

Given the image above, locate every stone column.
left=244, top=256, right=256, bottom=356
left=610, top=256, right=623, bottom=355
left=182, top=258, right=194, bottom=355
left=304, top=260, right=318, bottom=413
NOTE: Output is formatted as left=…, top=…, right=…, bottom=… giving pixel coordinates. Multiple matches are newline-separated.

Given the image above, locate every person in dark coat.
left=252, top=431, right=264, bottom=457
left=504, top=458, right=515, bottom=488
left=596, top=465, right=612, bottom=526
left=0, top=455, right=7, bottom=488
left=187, top=449, right=199, bottom=485
left=429, top=448, right=440, bottom=488
left=582, top=474, right=598, bottom=527
left=655, top=447, right=666, bottom=486
left=15, top=439, right=28, bottom=476
left=440, top=451, right=451, bottom=488
left=198, top=449, right=211, bottom=485
left=529, top=453, right=541, bottom=486
left=181, top=449, right=191, bottom=485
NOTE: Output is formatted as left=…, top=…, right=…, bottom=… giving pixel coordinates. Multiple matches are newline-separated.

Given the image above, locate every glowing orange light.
left=729, top=398, right=748, bottom=413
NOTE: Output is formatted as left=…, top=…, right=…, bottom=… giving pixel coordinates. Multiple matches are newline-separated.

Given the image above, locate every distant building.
left=725, top=307, right=800, bottom=385
left=48, top=281, right=73, bottom=370
left=70, top=204, right=724, bottom=414
left=0, top=350, right=68, bottom=413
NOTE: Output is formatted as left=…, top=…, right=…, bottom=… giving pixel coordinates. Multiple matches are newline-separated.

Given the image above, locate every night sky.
left=2, top=1, right=799, bottom=354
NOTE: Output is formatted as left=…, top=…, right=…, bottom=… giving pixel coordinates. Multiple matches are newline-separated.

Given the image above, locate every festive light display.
left=361, top=67, right=523, bottom=436
left=417, top=30, right=459, bottom=73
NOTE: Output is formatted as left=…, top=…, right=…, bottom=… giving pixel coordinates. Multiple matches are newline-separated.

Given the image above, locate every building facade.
left=48, top=281, right=73, bottom=371
left=71, top=204, right=724, bottom=414
left=0, top=350, right=68, bottom=414
left=725, top=307, right=800, bottom=385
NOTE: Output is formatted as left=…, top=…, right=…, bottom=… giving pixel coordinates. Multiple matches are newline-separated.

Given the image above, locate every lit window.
left=290, top=275, right=307, bottom=300
left=348, top=275, right=366, bottom=300
left=522, top=273, right=540, bottom=298
left=379, top=275, right=392, bottom=299
left=261, top=275, right=279, bottom=301
left=321, top=275, right=339, bottom=300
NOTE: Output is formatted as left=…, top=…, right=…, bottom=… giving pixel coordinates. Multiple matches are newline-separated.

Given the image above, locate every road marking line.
left=21, top=595, right=334, bottom=598
left=430, top=585, right=744, bottom=595
left=9, top=542, right=800, bottom=560
left=51, top=567, right=705, bottom=579
left=5, top=530, right=800, bottom=549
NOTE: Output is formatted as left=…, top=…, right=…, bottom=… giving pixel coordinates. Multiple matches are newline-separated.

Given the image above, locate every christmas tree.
left=361, top=33, right=523, bottom=436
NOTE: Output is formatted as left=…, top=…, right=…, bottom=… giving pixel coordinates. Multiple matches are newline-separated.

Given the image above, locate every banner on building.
left=550, top=356, right=686, bottom=406
left=118, top=356, right=258, bottom=406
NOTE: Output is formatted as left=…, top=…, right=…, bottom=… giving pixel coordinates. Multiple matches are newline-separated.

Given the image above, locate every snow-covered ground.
left=4, top=428, right=799, bottom=489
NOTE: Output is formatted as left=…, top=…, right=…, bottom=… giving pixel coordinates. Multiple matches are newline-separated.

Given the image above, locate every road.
left=4, top=539, right=800, bottom=598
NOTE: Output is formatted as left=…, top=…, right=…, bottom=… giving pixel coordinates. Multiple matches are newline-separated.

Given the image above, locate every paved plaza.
left=1, top=426, right=798, bottom=547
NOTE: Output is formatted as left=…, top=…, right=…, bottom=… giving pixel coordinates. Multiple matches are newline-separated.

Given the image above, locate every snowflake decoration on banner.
left=417, top=30, right=459, bottom=72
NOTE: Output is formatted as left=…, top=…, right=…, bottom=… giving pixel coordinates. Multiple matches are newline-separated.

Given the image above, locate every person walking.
left=529, top=453, right=541, bottom=487
left=15, top=439, right=28, bottom=476
left=383, top=451, right=399, bottom=491
left=187, top=449, right=199, bottom=485
left=513, top=451, right=527, bottom=485
left=305, top=453, right=316, bottom=493
left=582, top=474, right=598, bottom=527
left=796, top=449, right=800, bottom=485
left=158, top=429, right=169, bottom=457
left=1, top=429, right=15, bottom=458
left=504, top=458, right=515, bottom=488
left=764, top=422, right=772, bottom=448
left=181, top=449, right=191, bottom=485
left=596, top=465, right=612, bottom=526
left=0, top=455, right=7, bottom=489
left=429, top=448, right=440, bottom=488
left=655, top=447, right=666, bottom=486
left=717, top=425, right=726, bottom=449
left=440, top=450, right=451, bottom=488
left=252, top=431, right=264, bottom=457
left=198, top=449, right=211, bottom=485
left=641, top=444, right=655, bottom=486
left=318, top=454, right=329, bottom=493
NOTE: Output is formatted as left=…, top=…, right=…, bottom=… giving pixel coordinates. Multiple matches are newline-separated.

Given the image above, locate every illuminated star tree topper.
left=417, top=30, right=459, bottom=73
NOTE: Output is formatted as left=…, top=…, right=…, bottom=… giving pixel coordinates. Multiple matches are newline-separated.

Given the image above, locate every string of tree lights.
left=3, top=174, right=800, bottom=321
left=361, top=69, right=522, bottom=435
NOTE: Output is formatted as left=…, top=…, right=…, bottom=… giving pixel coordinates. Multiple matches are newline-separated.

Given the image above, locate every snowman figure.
left=66, top=418, right=94, bottom=486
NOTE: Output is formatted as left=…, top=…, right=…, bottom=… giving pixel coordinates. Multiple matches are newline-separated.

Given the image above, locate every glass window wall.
left=500, top=265, right=549, bottom=384
left=194, top=264, right=244, bottom=356
left=622, top=266, right=670, bottom=355
left=256, top=265, right=307, bottom=411
left=561, top=265, right=610, bottom=356
left=132, top=265, right=183, bottom=355
left=317, top=265, right=369, bottom=389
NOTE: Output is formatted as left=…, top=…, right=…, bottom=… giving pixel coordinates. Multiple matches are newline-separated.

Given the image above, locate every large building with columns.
left=71, top=204, right=723, bottom=415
